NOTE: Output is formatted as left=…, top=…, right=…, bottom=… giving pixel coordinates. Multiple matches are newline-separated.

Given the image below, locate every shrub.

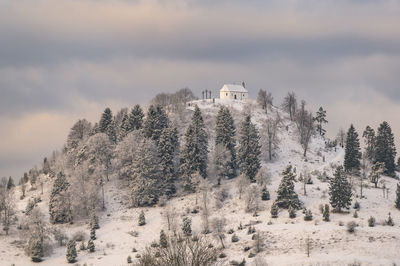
left=138, top=211, right=146, bottom=226
left=368, top=216, right=375, bottom=227
left=270, top=203, right=278, bottom=218
left=386, top=213, right=394, bottom=226
left=353, top=201, right=360, bottom=210
left=227, top=228, right=234, bottom=234
left=347, top=221, right=357, bottom=233
left=231, top=234, right=239, bottom=243
left=353, top=211, right=358, bottom=218
left=127, top=255, right=132, bottom=264
left=289, top=206, right=296, bottom=218
left=304, top=209, right=313, bottom=221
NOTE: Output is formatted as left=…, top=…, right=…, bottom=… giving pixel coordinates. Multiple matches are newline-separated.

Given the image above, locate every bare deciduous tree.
left=295, top=101, right=314, bottom=157
left=211, top=217, right=226, bottom=248
left=337, top=128, right=346, bottom=148
left=257, top=89, right=273, bottom=113
left=282, top=92, right=297, bottom=121
left=261, top=113, right=281, bottom=161
left=236, top=174, right=250, bottom=200
left=245, top=184, right=261, bottom=212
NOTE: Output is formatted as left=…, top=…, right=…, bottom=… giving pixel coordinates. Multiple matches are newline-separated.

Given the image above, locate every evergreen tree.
left=66, top=240, right=77, bottom=263
left=261, top=187, right=270, bottom=201
left=215, top=107, right=237, bottom=178
left=118, top=113, right=131, bottom=141
left=323, top=204, right=330, bottom=222
left=159, top=230, right=168, bottom=248
left=143, top=105, right=169, bottom=143
left=238, top=114, right=261, bottom=182
left=344, top=124, right=361, bottom=172
left=362, top=126, right=376, bottom=161
left=314, top=107, right=328, bottom=136
left=49, top=171, right=73, bottom=224
left=158, top=127, right=179, bottom=196
left=182, top=217, right=192, bottom=236
left=87, top=239, right=95, bottom=252
left=375, top=121, right=397, bottom=176
left=131, top=140, right=163, bottom=207
left=129, top=104, right=144, bottom=130
left=99, top=107, right=113, bottom=133
left=79, top=242, right=86, bottom=251
left=89, top=211, right=100, bottom=230
left=138, top=210, right=146, bottom=226
left=275, top=165, right=301, bottom=209
left=90, top=226, right=96, bottom=240
left=329, top=166, right=352, bottom=212
left=99, top=107, right=116, bottom=142
left=395, top=183, right=400, bottom=209
left=29, top=239, right=44, bottom=262
left=42, top=157, right=51, bottom=175
left=179, top=106, right=208, bottom=181
left=270, top=203, right=278, bottom=218
left=6, top=176, right=14, bottom=190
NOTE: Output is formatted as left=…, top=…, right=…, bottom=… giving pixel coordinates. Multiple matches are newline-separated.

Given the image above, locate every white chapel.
left=219, top=83, right=248, bottom=100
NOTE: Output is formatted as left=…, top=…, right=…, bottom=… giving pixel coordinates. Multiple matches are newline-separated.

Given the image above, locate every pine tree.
left=138, top=210, right=146, bottom=226
left=215, top=107, right=237, bottom=178
left=129, top=104, right=144, bottom=130
left=275, top=165, right=301, bottom=209
left=143, top=105, right=169, bottom=143
left=42, top=157, right=51, bottom=175
left=395, top=183, right=400, bottom=209
left=87, top=239, right=95, bottom=252
left=182, top=217, right=192, bottom=236
left=89, top=211, right=100, bottom=230
left=49, top=171, right=73, bottom=224
left=131, top=140, right=163, bottom=207
left=158, top=127, right=179, bottom=196
left=118, top=113, right=131, bottom=141
left=344, top=124, right=361, bottom=172
left=90, top=226, right=96, bottom=240
left=238, top=114, right=261, bottom=182
left=6, top=176, right=14, bottom=190
left=79, top=241, right=86, bottom=251
left=261, top=187, right=270, bottom=201
left=375, top=121, right=397, bottom=177
left=270, top=203, right=278, bottom=218
left=159, top=230, right=168, bottom=248
left=30, top=239, right=44, bottom=262
left=99, top=107, right=113, bottom=133
left=314, top=107, right=328, bottom=136
left=66, top=240, right=77, bottom=263
left=362, top=126, right=375, bottom=161
left=329, top=166, right=352, bottom=212
left=179, top=106, right=208, bottom=182
left=323, top=204, right=330, bottom=222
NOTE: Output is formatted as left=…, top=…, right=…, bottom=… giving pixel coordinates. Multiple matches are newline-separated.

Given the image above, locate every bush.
left=347, top=221, right=357, bottom=233
left=72, top=231, right=86, bottom=242
left=323, top=204, right=330, bottom=222
left=231, top=234, right=239, bottom=243
left=386, top=213, right=394, bottom=226
left=353, top=201, right=360, bottom=210
left=288, top=206, right=296, bottom=218
left=304, top=209, right=313, bottom=221
left=127, top=255, right=132, bottom=264
left=270, top=203, right=278, bottom=218
left=247, top=226, right=256, bottom=235
left=353, top=211, right=358, bottom=218
left=368, top=216, right=375, bottom=227
left=138, top=211, right=146, bottom=226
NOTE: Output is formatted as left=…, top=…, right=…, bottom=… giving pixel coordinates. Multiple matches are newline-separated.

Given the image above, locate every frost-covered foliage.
left=329, top=166, right=352, bottom=212
left=238, top=114, right=261, bottom=182
left=275, top=165, right=301, bottom=210
left=49, top=171, right=73, bottom=224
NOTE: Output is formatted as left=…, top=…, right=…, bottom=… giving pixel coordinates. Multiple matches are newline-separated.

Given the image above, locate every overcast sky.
left=1, top=0, right=400, bottom=178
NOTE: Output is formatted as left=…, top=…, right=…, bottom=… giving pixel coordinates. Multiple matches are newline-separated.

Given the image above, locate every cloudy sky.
left=1, top=0, right=400, bottom=178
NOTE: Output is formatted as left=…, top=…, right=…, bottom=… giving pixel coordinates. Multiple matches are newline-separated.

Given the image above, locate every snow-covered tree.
left=131, top=139, right=163, bottom=207
left=118, top=113, right=131, bottom=141
left=99, top=107, right=116, bottom=142
left=158, top=127, right=179, bottom=196
left=260, top=113, right=281, bottom=161
left=275, top=166, right=301, bottom=209
left=314, top=107, right=328, bottom=136
left=344, top=124, right=361, bottom=172
left=329, top=166, right=352, bottom=212
left=369, top=161, right=386, bottom=188
left=238, top=114, right=261, bottom=182
left=375, top=121, right=397, bottom=177
left=114, top=131, right=144, bottom=180
left=395, top=183, right=400, bottom=209
left=210, top=143, right=231, bottom=185
left=215, top=107, right=237, bottom=178
left=26, top=209, right=50, bottom=262
left=182, top=217, right=192, bottom=236
left=257, top=89, right=273, bottom=113
left=180, top=105, right=208, bottom=181
left=211, top=217, right=226, bottom=248
left=143, top=105, right=169, bottom=143
left=336, top=128, right=346, bottom=148
left=282, top=92, right=297, bottom=121
left=66, top=240, right=77, bottom=263
left=295, top=100, right=314, bottom=157
left=0, top=182, right=15, bottom=235
left=362, top=126, right=376, bottom=161
left=49, top=171, right=73, bottom=224
left=159, top=230, right=168, bottom=248
left=66, top=119, right=92, bottom=151
left=87, top=239, right=95, bottom=252
left=129, top=104, right=144, bottom=130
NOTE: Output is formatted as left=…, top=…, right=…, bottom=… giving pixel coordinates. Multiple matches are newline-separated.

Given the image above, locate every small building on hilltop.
left=219, top=83, right=248, bottom=100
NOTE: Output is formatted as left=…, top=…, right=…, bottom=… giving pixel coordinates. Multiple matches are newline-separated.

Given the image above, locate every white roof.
left=220, top=84, right=248, bottom=93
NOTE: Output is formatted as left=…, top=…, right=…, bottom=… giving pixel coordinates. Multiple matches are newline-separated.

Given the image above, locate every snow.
left=2, top=98, right=400, bottom=265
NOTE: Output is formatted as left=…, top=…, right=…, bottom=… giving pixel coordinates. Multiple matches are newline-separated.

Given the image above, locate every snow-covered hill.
left=1, top=99, right=400, bottom=266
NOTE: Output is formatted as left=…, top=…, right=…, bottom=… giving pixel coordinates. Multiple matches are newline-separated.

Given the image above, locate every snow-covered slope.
left=1, top=99, right=400, bottom=266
